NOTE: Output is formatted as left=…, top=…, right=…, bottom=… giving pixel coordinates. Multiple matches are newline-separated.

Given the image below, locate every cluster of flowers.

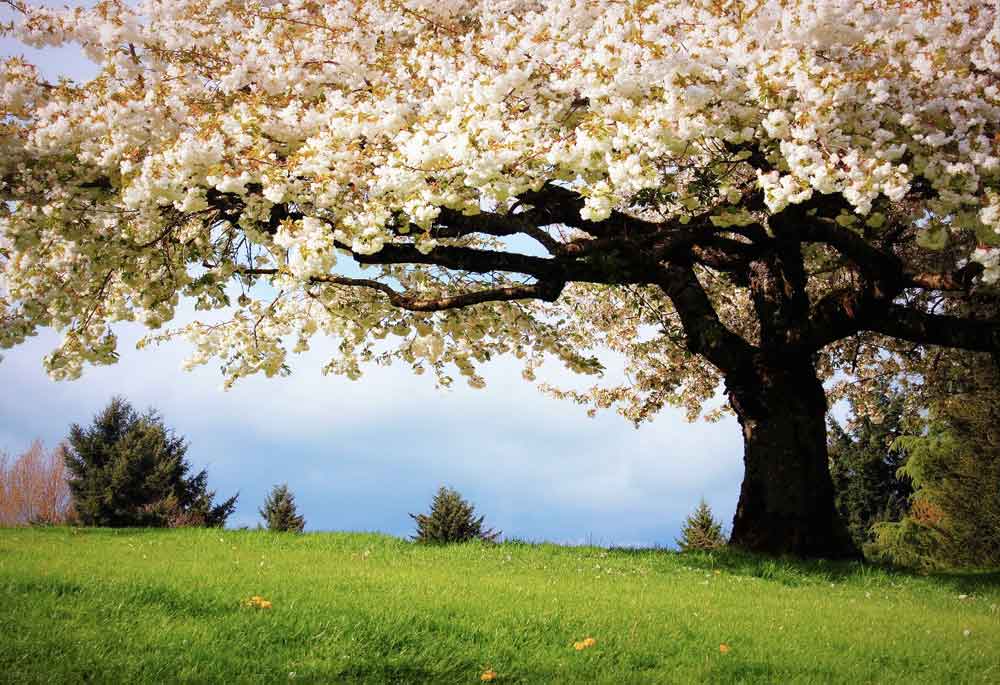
left=0, top=0, right=997, bottom=385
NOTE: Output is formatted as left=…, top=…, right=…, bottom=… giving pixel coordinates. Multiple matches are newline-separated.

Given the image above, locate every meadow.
left=1, top=528, right=998, bottom=684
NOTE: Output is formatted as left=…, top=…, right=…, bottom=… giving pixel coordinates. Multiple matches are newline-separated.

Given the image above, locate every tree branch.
left=240, top=268, right=564, bottom=311
left=905, top=263, right=985, bottom=292
left=433, top=207, right=564, bottom=254
left=798, top=217, right=905, bottom=289
left=341, top=241, right=565, bottom=281
left=866, top=304, right=1000, bottom=354
left=516, top=183, right=664, bottom=238
left=802, top=285, right=876, bottom=350
left=656, top=264, right=755, bottom=373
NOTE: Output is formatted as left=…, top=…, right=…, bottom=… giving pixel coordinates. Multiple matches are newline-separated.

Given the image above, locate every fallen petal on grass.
left=242, top=595, right=273, bottom=609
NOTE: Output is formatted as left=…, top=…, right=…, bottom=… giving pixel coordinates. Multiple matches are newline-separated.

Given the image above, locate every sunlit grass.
left=1, top=528, right=998, bottom=683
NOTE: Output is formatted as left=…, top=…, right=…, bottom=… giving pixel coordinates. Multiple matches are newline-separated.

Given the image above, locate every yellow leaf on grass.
left=480, top=669, right=497, bottom=682
left=243, top=595, right=272, bottom=609
left=719, top=643, right=731, bottom=654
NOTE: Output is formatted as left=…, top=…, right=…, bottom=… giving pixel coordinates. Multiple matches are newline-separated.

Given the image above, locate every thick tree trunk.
left=725, top=356, right=859, bottom=559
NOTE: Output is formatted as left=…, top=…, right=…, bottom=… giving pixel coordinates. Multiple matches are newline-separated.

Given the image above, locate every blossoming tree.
left=2, top=0, right=999, bottom=557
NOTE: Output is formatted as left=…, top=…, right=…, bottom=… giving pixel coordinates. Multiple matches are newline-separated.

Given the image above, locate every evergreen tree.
left=410, top=486, right=500, bottom=544
left=827, top=389, right=913, bottom=549
left=259, top=484, right=306, bottom=532
left=872, top=358, right=1000, bottom=569
left=64, top=397, right=237, bottom=527
left=677, top=499, right=726, bottom=552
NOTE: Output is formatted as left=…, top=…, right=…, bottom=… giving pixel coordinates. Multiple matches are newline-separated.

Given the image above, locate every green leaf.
left=916, top=224, right=949, bottom=251
left=975, top=222, right=1000, bottom=247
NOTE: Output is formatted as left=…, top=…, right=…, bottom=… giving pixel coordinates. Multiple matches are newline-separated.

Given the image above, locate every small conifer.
left=410, top=486, right=500, bottom=544
left=259, top=484, right=306, bottom=532
left=677, top=498, right=726, bottom=551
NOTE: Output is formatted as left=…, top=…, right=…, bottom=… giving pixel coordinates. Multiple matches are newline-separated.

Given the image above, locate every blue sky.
left=0, top=8, right=745, bottom=545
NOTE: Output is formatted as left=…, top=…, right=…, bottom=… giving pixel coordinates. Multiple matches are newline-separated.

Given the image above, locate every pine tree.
left=410, top=486, right=500, bottom=544
left=872, top=358, right=1000, bottom=569
left=64, top=397, right=237, bottom=527
left=827, top=389, right=913, bottom=549
left=259, top=484, right=306, bottom=532
left=677, top=499, right=726, bottom=552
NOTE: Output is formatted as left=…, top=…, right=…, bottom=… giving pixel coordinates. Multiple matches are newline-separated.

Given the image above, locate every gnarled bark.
left=725, top=356, right=858, bottom=558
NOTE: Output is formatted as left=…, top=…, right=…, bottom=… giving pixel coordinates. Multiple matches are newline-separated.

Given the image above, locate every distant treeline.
left=3, top=377, right=999, bottom=570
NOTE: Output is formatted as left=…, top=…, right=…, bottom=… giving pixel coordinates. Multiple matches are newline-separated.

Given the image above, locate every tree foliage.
left=0, top=0, right=995, bottom=397
left=259, top=483, right=305, bottom=533
left=828, top=390, right=913, bottom=550
left=676, top=498, right=726, bottom=552
left=3, top=0, right=1000, bottom=556
left=410, top=486, right=500, bottom=544
left=64, top=397, right=237, bottom=527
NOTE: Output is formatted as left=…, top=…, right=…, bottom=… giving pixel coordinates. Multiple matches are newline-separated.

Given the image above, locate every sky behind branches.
left=0, top=6, right=744, bottom=545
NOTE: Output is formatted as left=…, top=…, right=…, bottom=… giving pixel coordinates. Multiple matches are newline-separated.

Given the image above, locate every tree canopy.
left=2, top=0, right=999, bottom=556
left=65, top=397, right=237, bottom=527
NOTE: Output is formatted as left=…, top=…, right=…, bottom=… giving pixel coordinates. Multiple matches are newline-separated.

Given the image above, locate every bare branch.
left=1, top=0, right=27, bottom=15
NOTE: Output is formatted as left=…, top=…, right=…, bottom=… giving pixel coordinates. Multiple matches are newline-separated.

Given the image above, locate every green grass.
left=1, top=528, right=998, bottom=683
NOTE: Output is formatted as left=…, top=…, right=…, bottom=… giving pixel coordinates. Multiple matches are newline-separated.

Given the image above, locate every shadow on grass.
left=585, top=544, right=1000, bottom=591
left=4, top=574, right=236, bottom=620
left=1, top=576, right=88, bottom=597
left=330, top=663, right=465, bottom=684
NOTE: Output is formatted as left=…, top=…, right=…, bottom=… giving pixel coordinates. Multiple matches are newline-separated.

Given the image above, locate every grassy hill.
left=1, top=528, right=997, bottom=683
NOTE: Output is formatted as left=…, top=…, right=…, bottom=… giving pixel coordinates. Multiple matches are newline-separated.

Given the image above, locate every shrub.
left=64, top=397, right=237, bottom=527
left=410, top=486, right=500, bottom=544
left=0, top=440, right=74, bottom=526
left=677, top=499, right=726, bottom=552
left=259, top=484, right=306, bottom=532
